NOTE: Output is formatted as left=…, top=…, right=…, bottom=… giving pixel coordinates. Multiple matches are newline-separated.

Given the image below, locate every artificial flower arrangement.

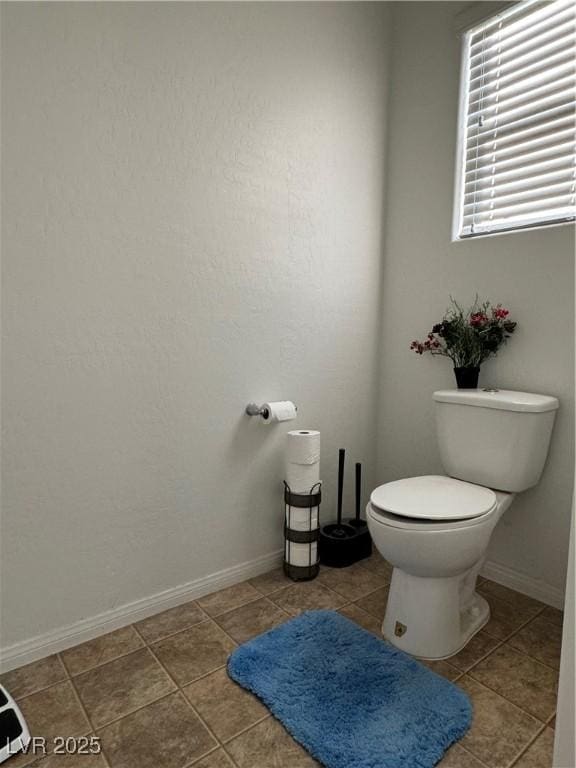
left=410, top=298, right=517, bottom=388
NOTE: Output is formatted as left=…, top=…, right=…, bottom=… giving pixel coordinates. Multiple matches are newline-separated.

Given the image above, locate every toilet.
left=367, top=388, right=559, bottom=660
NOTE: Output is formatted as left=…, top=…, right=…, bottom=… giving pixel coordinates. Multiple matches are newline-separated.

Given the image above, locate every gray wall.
left=1, top=1, right=573, bottom=654
left=378, top=2, right=575, bottom=594
left=1, top=2, right=390, bottom=647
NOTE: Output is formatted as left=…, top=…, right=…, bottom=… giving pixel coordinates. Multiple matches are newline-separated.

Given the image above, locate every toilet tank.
left=433, top=389, right=559, bottom=492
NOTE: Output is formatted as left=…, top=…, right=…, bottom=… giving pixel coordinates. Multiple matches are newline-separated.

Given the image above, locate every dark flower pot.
left=454, top=366, right=480, bottom=389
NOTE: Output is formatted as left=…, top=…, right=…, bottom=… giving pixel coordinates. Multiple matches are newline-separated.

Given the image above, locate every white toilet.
left=367, top=388, right=559, bottom=660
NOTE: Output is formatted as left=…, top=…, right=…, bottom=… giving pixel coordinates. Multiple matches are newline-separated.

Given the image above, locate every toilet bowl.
left=367, top=388, right=559, bottom=660
left=367, top=475, right=514, bottom=659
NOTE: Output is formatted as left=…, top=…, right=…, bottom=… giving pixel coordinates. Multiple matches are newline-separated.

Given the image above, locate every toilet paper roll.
left=285, top=541, right=318, bottom=567
left=285, top=462, right=320, bottom=494
left=286, top=430, right=321, bottom=465
left=262, top=401, right=297, bottom=424
left=285, top=507, right=319, bottom=532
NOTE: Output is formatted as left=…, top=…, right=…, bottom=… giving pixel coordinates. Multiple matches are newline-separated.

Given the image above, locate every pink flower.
left=470, top=312, right=488, bottom=327
left=410, top=340, right=425, bottom=354
left=493, top=306, right=509, bottom=319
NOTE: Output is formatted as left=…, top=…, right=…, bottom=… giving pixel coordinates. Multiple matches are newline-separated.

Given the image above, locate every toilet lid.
left=370, top=475, right=497, bottom=521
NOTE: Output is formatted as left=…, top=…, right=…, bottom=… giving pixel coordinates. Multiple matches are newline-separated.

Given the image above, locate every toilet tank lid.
left=433, top=389, right=559, bottom=413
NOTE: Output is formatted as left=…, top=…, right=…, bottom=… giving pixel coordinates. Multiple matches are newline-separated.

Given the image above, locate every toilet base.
left=382, top=567, right=490, bottom=660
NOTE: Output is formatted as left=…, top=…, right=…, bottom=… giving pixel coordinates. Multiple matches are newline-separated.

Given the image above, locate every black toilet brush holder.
left=319, top=450, right=371, bottom=568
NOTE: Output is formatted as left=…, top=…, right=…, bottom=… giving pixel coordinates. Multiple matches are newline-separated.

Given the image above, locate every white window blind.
left=454, top=0, right=576, bottom=239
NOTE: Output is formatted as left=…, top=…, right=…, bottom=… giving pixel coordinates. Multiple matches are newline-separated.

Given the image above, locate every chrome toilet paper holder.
left=245, top=402, right=298, bottom=419
left=245, top=403, right=270, bottom=418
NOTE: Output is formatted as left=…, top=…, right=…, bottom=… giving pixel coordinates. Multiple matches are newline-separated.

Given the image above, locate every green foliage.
left=410, top=297, right=517, bottom=368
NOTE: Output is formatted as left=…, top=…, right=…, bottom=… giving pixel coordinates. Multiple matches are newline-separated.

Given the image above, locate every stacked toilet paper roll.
left=285, top=430, right=321, bottom=568
left=285, top=430, right=321, bottom=492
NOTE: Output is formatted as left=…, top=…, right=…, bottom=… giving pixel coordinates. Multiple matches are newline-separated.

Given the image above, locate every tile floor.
left=1, top=551, right=562, bottom=768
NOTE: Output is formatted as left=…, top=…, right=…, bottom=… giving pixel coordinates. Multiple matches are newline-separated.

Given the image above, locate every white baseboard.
left=481, top=558, right=565, bottom=610
left=2, top=552, right=563, bottom=673
left=0, top=549, right=284, bottom=674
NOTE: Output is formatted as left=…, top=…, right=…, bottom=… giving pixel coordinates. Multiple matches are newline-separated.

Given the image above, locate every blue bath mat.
left=228, top=610, right=472, bottom=768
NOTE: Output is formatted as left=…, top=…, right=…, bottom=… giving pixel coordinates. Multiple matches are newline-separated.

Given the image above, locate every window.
left=453, top=0, right=576, bottom=239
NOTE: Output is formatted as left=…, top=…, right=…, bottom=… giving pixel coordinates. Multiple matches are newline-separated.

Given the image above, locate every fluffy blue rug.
left=228, top=610, right=472, bottom=768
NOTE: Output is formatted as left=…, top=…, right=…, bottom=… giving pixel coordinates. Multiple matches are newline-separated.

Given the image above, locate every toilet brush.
left=334, top=449, right=349, bottom=537
left=345, top=462, right=372, bottom=562
left=319, top=449, right=356, bottom=567
left=355, top=463, right=362, bottom=525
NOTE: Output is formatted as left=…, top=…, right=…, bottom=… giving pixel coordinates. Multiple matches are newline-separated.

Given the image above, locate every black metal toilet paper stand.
left=283, top=481, right=321, bottom=581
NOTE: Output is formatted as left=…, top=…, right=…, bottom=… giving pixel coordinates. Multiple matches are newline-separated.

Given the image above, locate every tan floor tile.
left=419, top=658, right=461, bottom=682
left=356, top=551, right=393, bottom=580
left=458, top=676, right=542, bottom=767
left=183, top=667, right=268, bottom=742
left=135, top=601, right=206, bottom=644
left=16, top=682, right=91, bottom=764
left=61, top=627, right=144, bottom=677
left=226, top=717, right=319, bottom=768
left=469, top=645, right=558, bottom=722
left=483, top=595, right=542, bottom=640
left=513, top=727, right=554, bottom=768
left=152, top=620, right=235, bottom=686
left=74, top=649, right=175, bottom=728
left=317, top=563, right=388, bottom=601
left=338, top=604, right=382, bottom=636
left=437, top=742, right=488, bottom=767
left=192, top=750, right=235, bottom=768
left=548, top=714, right=556, bottom=729
left=449, top=631, right=501, bottom=672
left=507, top=614, right=562, bottom=670
left=354, top=585, right=389, bottom=620
left=98, top=691, right=216, bottom=768
left=28, top=742, right=107, bottom=767
left=249, top=568, right=292, bottom=596
left=479, top=581, right=545, bottom=614
left=271, top=581, right=345, bottom=616
left=215, top=598, right=288, bottom=644
left=540, top=606, right=564, bottom=627
left=197, top=583, right=261, bottom=618
left=1, top=656, right=67, bottom=700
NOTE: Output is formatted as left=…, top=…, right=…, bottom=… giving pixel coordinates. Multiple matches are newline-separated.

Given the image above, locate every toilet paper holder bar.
left=245, top=402, right=298, bottom=419
left=245, top=403, right=270, bottom=418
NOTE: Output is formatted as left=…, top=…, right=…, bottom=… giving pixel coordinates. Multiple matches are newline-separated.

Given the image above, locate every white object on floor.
left=0, top=684, right=30, bottom=764
left=367, top=388, right=559, bottom=660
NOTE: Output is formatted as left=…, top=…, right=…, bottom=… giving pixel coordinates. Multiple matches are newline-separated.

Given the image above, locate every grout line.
left=182, top=744, right=223, bottom=768
left=198, top=592, right=265, bottom=621
left=219, top=717, right=273, bottom=768
left=145, top=641, right=229, bottom=764
left=10, top=657, right=70, bottom=702
left=465, top=604, right=561, bottom=676
left=92, top=688, right=178, bottom=732
left=462, top=672, right=555, bottom=726
left=505, top=719, right=549, bottom=768
left=221, top=713, right=272, bottom=745
left=59, top=633, right=149, bottom=680
left=478, top=604, right=547, bottom=646
left=143, top=617, right=213, bottom=648
left=458, top=743, right=491, bottom=768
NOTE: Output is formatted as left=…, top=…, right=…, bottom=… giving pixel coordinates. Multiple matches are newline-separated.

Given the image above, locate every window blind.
left=454, top=0, right=576, bottom=238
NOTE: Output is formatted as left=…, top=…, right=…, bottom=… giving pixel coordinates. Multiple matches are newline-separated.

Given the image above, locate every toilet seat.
left=370, top=475, right=497, bottom=523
